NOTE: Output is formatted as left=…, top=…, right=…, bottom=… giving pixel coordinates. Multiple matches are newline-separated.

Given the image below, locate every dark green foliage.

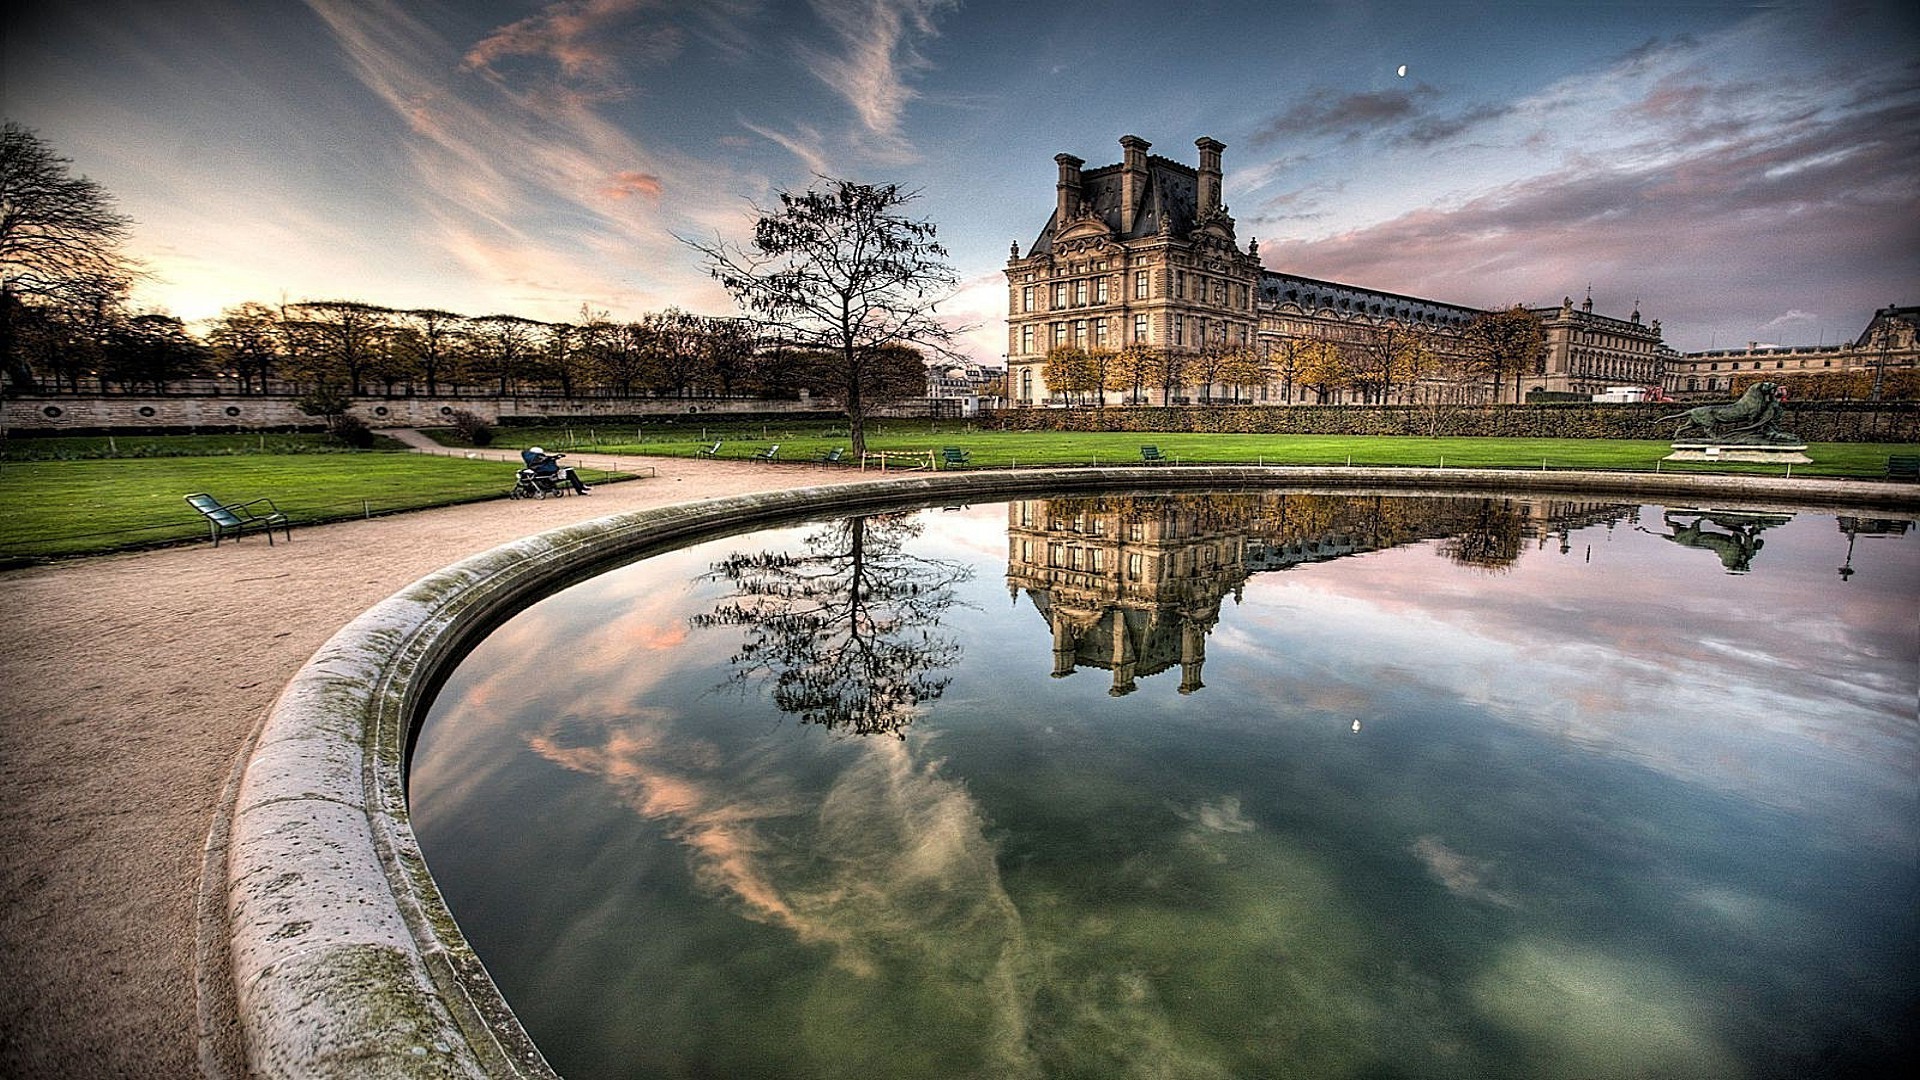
left=446, top=409, right=493, bottom=447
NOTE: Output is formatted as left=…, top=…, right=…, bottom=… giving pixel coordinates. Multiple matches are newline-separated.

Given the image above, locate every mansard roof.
left=1026, top=155, right=1202, bottom=257
left=1853, top=304, right=1919, bottom=348
left=1259, top=270, right=1482, bottom=323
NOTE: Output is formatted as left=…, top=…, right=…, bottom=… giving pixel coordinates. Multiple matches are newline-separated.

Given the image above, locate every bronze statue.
left=1659, top=381, right=1798, bottom=444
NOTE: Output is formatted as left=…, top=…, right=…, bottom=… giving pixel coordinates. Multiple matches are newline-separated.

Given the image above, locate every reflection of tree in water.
left=1435, top=499, right=1529, bottom=573
left=693, top=513, right=974, bottom=737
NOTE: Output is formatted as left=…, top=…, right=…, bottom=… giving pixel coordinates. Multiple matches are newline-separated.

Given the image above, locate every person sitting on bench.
left=522, top=446, right=590, bottom=495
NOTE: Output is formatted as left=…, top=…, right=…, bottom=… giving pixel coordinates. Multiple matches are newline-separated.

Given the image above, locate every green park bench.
left=184, top=492, right=292, bottom=547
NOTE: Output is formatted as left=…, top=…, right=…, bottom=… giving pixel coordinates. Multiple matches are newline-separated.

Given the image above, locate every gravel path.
left=0, top=445, right=869, bottom=1078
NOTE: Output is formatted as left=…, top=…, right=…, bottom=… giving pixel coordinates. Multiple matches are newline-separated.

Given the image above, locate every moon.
left=1396, top=64, right=1408, bottom=77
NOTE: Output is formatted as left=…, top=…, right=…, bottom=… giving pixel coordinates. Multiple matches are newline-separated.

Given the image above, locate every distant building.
left=1005, top=134, right=1663, bottom=407
left=1664, top=304, right=1920, bottom=398
left=1529, top=291, right=1678, bottom=399
left=1005, top=135, right=1263, bottom=407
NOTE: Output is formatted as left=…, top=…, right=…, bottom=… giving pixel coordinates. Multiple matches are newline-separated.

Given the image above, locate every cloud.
left=301, top=0, right=755, bottom=318
left=797, top=0, right=956, bottom=154
left=1252, top=87, right=1920, bottom=343
left=739, top=117, right=837, bottom=177
left=1401, top=102, right=1517, bottom=147
left=1411, top=835, right=1517, bottom=907
left=1251, top=86, right=1437, bottom=145
left=600, top=170, right=664, bottom=200
left=462, top=0, right=674, bottom=101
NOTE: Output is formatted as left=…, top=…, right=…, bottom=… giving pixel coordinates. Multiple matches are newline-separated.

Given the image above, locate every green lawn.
left=473, top=421, right=1914, bottom=479
left=4, top=425, right=1911, bottom=564
left=1, top=431, right=410, bottom=460
left=0, top=452, right=555, bottom=562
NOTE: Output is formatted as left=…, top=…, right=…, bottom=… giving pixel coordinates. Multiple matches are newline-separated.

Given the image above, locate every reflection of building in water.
left=1008, top=494, right=1637, bottom=693
left=1006, top=498, right=1247, bottom=695
left=1835, top=516, right=1914, bottom=582
left=1518, top=500, right=1643, bottom=555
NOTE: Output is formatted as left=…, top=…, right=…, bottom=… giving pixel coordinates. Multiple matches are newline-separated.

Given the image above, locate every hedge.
left=985, top=401, right=1919, bottom=443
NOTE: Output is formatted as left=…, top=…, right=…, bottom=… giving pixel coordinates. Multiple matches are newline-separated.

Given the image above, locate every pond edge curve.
left=213, top=466, right=1918, bottom=1077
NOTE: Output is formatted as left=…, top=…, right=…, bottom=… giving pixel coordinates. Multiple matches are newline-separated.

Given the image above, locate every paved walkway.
left=0, top=441, right=866, bottom=1078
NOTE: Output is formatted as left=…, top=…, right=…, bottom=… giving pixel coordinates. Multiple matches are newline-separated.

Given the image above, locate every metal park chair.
left=1140, top=445, right=1169, bottom=464
left=184, top=493, right=292, bottom=547
left=940, top=446, right=971, bottom=468
left=752, top=445, right=780, bottom=462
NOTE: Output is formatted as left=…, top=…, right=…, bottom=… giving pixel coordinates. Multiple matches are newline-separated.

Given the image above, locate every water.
left=411, top=492, right=1918, bottom=1079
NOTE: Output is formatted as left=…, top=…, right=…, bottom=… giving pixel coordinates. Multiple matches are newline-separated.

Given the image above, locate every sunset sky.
left=6, top=0, right=1916, bottom=363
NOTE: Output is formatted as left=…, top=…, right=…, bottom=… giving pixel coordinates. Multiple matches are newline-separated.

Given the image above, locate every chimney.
left=1119, top=135, right=1150, bottom=233
left=1055, top=153, right=1085, bottom=227
left=1196, top=137, right=1225, bottom=217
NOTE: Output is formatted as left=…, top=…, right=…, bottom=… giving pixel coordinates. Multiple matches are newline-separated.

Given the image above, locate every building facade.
left=1005, top=136, right=1264, bottom=406
left=1529, top=292, right=1678, bottom=399
left=1003, top=134, right=1630, bottom=407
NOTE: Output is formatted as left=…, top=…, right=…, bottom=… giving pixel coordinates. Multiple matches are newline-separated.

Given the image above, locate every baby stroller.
left=510, top=466, right=565, bottom=499
left=510, top=450, right=581, bottom=499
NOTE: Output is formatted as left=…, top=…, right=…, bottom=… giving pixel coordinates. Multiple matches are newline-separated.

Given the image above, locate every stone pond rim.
left=204, top=466, right=1919, bottom=1078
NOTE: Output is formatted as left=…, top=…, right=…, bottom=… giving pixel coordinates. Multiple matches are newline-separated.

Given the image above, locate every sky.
left=6, top=0, right=1918, bottom=364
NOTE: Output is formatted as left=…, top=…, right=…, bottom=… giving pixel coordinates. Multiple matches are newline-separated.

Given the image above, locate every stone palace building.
left=1005, top=135, right=1914, bottom=405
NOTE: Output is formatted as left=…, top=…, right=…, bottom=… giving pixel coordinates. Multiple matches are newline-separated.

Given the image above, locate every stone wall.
left=3, top=393, right=840, bottom=434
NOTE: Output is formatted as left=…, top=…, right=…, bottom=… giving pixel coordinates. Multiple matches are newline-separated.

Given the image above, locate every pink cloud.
left=600, top=170, right=664, bottom=200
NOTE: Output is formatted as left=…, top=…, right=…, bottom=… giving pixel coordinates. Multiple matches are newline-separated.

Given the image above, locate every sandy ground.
left=0, top=442, right=871, bottom=1079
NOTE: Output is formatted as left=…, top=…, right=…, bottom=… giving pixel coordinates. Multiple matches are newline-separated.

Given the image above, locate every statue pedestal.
left=1665, top=442, right=1811, bottom=464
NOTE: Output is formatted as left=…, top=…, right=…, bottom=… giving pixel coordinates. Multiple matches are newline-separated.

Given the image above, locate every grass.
left=466, top=420, right=1916, bottom=480
left=0, top=450, right=623, bottom=563
left=4, top=423, right=1911, bottom=564
left=1, top=431, right=410, bottom=460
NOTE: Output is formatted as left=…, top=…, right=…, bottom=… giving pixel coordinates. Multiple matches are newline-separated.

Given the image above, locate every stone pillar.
left=1195, top=137, right=1225, bottom=217
left=1119, top=135, right=1150, bottom=234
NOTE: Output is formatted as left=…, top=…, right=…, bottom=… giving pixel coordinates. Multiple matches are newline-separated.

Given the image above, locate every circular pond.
left=410, top=490, right=1917, bottom=1080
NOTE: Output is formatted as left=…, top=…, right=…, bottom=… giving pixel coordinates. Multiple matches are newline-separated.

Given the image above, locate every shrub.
left=332, top=412, right=376, bottom=448
left=447, top=409, right=494, bottom=447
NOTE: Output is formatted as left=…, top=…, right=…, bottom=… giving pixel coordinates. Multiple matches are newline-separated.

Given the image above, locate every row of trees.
left=9, top=288, right=936, bottom=404
left=197, top=300, right=936, bottom=402
left=1040, top=307, right=1547, bottom=407
left=4, top=122, right=960, bottom=453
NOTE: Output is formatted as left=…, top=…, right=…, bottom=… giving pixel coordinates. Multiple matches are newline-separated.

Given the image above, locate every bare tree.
left=466, top=313, right=546, bottom=396
left=1348, top=320, right=1434, bottom=404
left=284, top=300, right=393, bottom=394
left=1, top=122, right=142, bottom=387
left=686, top=178, right=962, bottom=454
left=395, top=308, right=467, bottom=395
left=207, top=302, right=283, bottom=392
left=1461, top=305, right=1547, bottom=405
